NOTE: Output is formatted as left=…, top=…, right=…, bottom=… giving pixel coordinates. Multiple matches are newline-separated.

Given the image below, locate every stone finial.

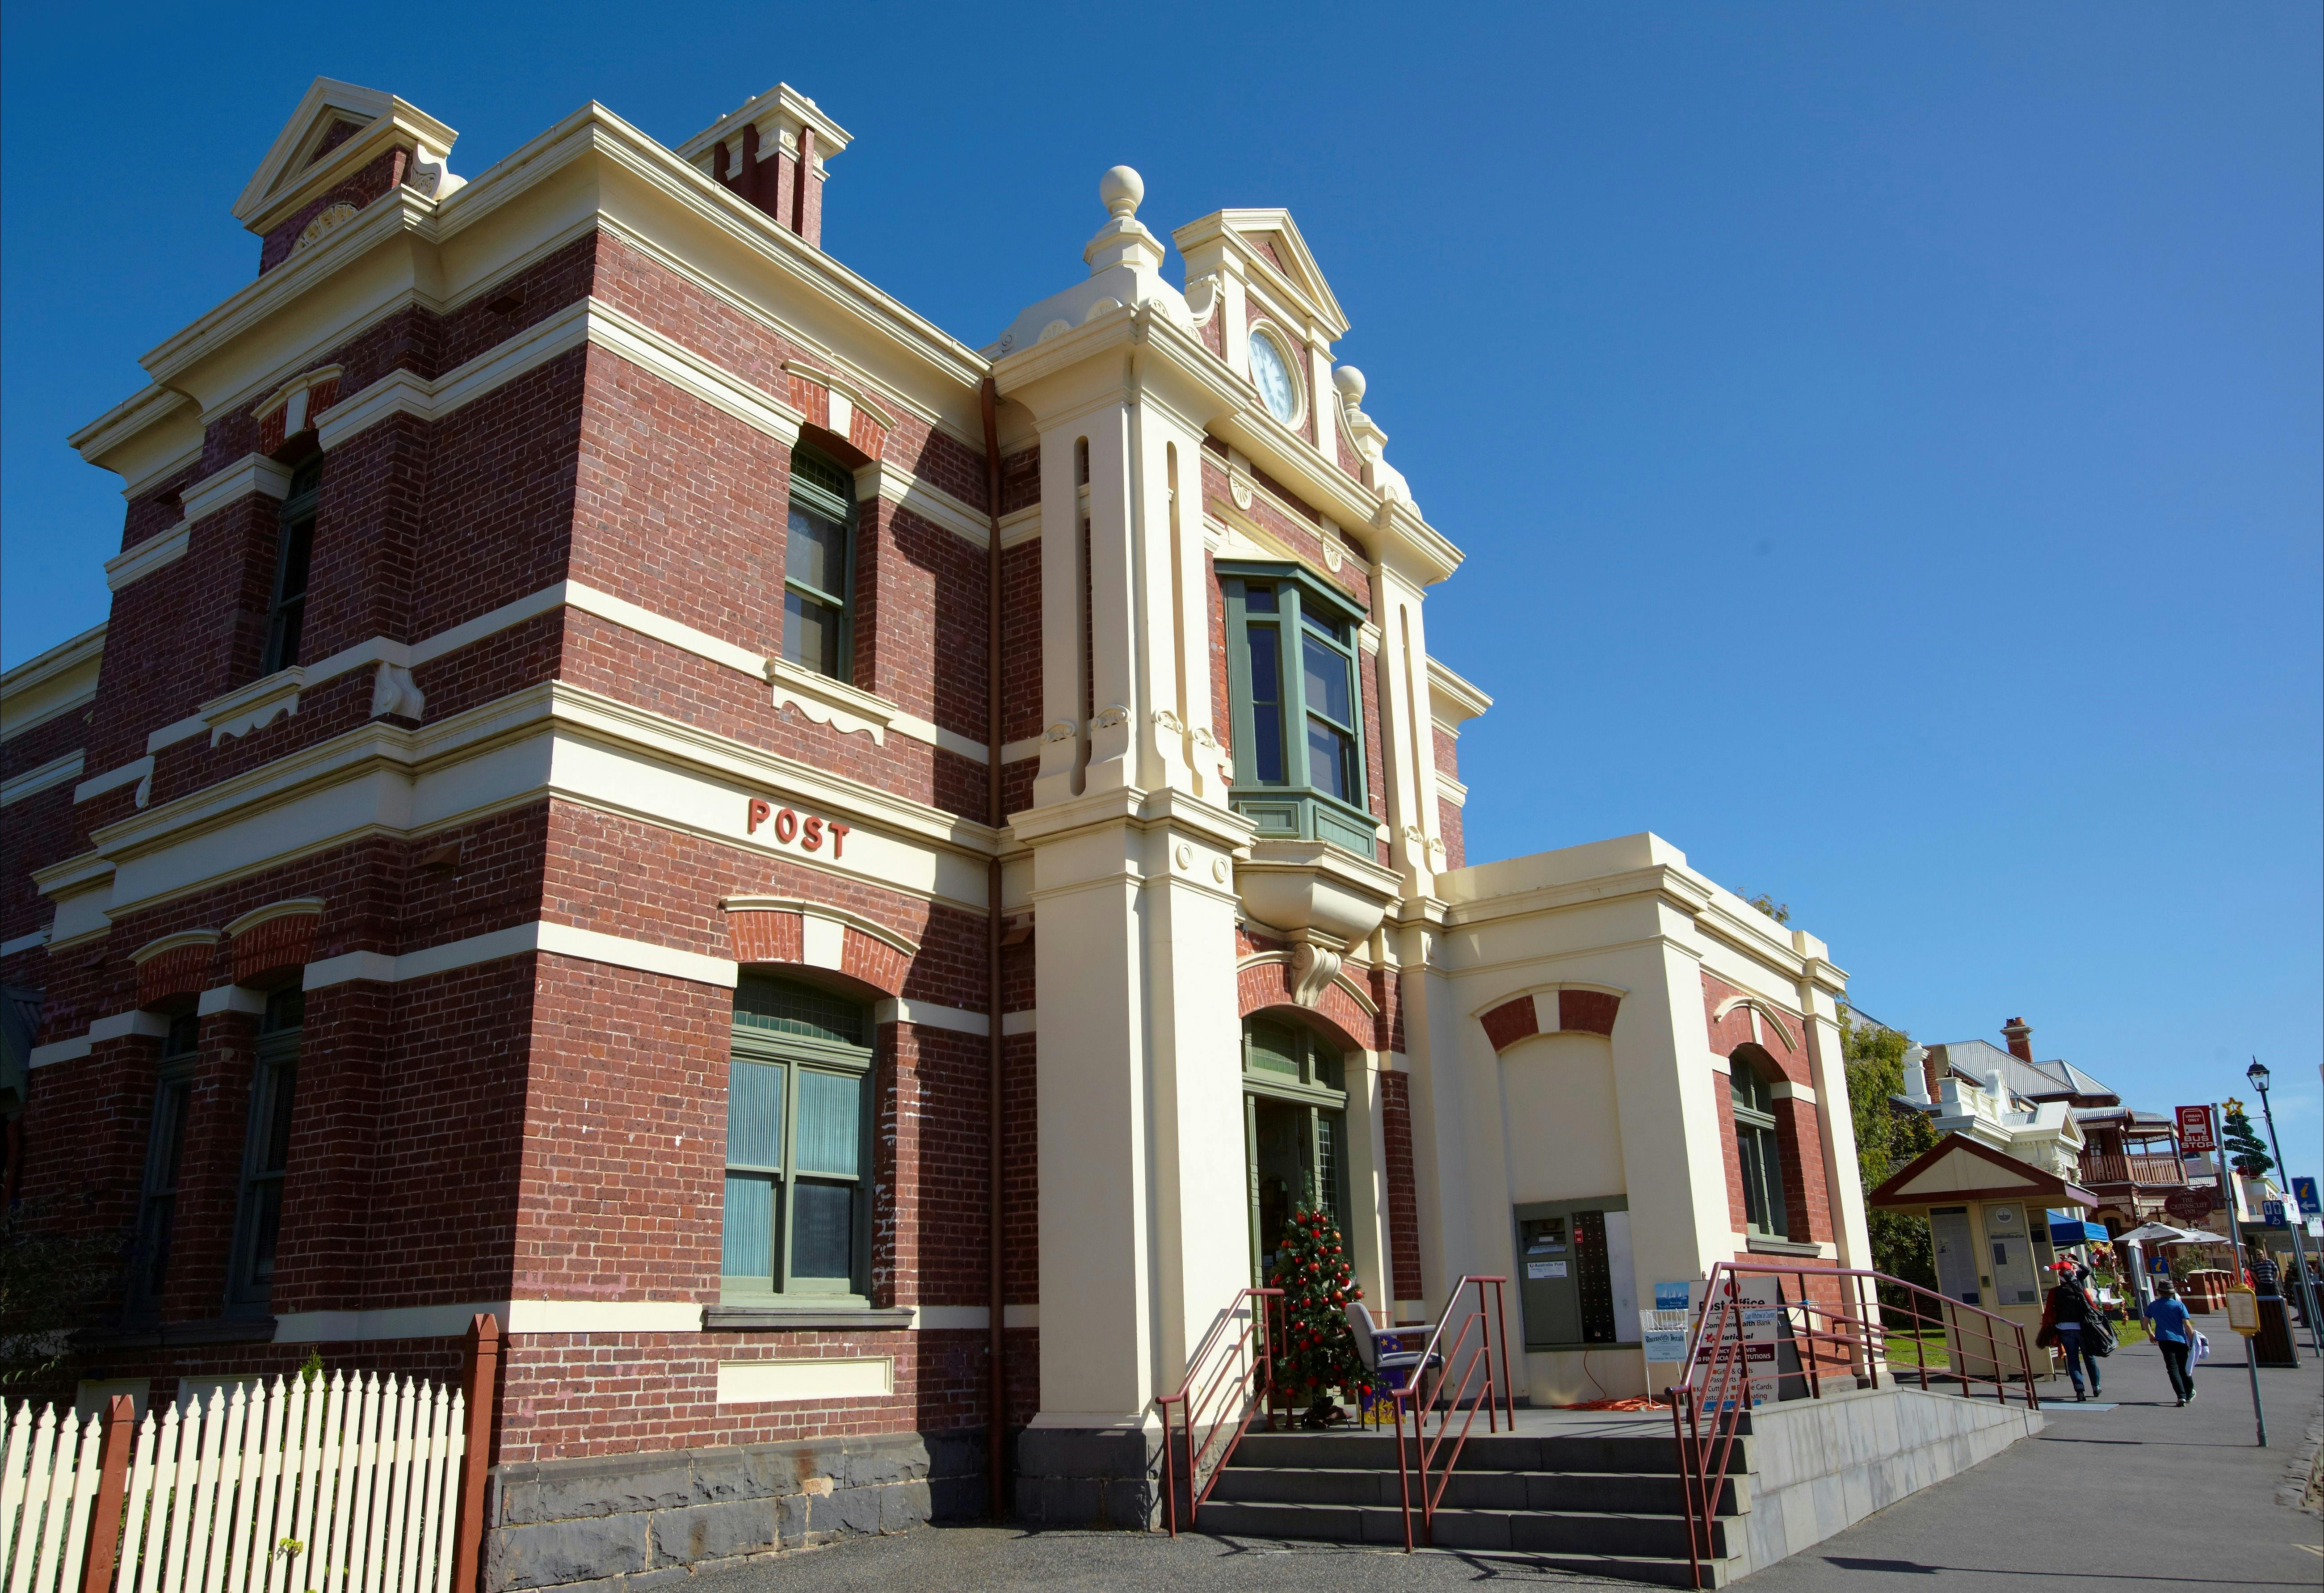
left=1332, top=364, right=1366, bottom=408
left=1100, top=165, right=1144, bottom=219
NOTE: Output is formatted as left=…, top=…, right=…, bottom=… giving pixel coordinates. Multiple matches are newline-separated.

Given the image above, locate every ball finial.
left=1332, top=365, right=1367, bottom=407
left=1100, top=165, right=1144, bottom=219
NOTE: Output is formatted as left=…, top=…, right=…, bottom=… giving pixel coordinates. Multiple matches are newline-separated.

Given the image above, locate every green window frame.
left=127, top=1013, right=201, bottom=1320
left=1219, top=562, right=1374, bottom=856
left=782, top=449, right=856, bottom=682
left=1242, top=1016, right=1351, bottom=1284
left=261, top=456, right=323, bottom=676
left=1731, top=1059, right=1789, bottom=1239
left=722, top=976, right=874, bottom=1303
left=226, top=990, right=303, bottom=1311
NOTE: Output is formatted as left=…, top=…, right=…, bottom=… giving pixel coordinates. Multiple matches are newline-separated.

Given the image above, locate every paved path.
left=698, top=1314, right=2321, bottom=1591
left=1740, top=1313, right=2322, bottom=1591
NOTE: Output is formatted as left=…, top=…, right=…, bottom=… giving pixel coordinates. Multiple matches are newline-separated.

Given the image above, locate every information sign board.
left=2223, top=1288, right=2261, bottom=1337
left=2294, top=1177, right=2320, bottom=1219
left=2175, top=1105, right=2215, bottom=1154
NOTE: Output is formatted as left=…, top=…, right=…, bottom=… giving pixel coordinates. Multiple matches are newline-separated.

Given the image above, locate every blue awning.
left=2049, top=1219, right=2109, bottom=1246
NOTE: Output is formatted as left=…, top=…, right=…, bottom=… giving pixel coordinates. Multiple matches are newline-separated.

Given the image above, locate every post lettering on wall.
left=745, top=797, right=851, bottom=858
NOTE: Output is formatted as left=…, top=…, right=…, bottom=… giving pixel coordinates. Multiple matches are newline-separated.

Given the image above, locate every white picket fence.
left=3, top=1372, right=466, bottom=1593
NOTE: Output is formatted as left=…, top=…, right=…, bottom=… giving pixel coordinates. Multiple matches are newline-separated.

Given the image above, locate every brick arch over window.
left=132, top=930, right=223, bottom=1009
left=721, top=897, right=917, bottom=998
left=1236, top=952, right=1378, bottom=1054
left=1472, top=985, right=1625, bottom=1053
left=224, top=898, right=325, bottom=988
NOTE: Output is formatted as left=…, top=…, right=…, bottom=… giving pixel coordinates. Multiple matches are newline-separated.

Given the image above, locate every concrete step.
left=1193, top=1497, right=1731, bottom=1560
left=1229, top=1428, right=1719, bottom=1475
left=1207, top=1464, right=1745, bottom=1516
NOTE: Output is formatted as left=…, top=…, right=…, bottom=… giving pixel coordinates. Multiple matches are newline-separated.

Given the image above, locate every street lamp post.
left=2245, top=1060, right=2324, bottom=1355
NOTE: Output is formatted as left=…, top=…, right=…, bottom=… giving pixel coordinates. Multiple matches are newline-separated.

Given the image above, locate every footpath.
left=1744, top=1311, right=2323, bottom=1591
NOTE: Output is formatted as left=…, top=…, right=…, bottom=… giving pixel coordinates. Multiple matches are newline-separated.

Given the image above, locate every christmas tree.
left=2222, top=1105, right=2274, bottom=1179
left=1266, top=1202, right=1373, bottom=1426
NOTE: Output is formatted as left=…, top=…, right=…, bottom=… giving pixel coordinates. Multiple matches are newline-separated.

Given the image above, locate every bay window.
left=1220, top=562, right=1373, bottom=855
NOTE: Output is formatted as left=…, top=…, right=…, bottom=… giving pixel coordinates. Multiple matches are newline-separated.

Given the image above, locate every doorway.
left=1242, top=1015, right=1349, bottom=1284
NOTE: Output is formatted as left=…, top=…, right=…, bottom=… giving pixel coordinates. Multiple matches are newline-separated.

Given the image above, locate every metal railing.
left=1665, top=1264, right=2041, bottom=1587
left=1386, top=1275, right=1514, bottom=1552
left=1156, top=1288, right=1282, bottom=1535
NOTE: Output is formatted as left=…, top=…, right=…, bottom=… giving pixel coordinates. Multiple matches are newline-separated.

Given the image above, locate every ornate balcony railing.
left=2079, top=1152, right=2188, bottom=1188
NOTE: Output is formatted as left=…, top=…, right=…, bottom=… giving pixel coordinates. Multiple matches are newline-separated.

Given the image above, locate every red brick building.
left=4, top=77, right=1871, bottom=1581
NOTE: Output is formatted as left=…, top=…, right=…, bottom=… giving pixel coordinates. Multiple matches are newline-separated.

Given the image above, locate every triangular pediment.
left=1173, top=208, right=1348, bottom=339
left=233, top=77, right=457, bottom=234
left=1869, top=1130, right=2092, bottom=1210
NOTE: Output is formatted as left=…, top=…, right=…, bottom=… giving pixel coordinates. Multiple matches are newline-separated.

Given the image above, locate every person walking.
left=2045, top=1260, right=2103, bottom=1401
left=2145, top=1280, right=2198, bottom=1406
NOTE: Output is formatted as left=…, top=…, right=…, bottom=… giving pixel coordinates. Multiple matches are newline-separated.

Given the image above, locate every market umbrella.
left=2115, top=1222, right=2224, bottom=1247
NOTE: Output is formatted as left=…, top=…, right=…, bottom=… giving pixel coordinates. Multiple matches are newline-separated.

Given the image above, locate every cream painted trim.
left=181, top=454, right=292, bottom=525
left=105, top=524, right=191, bottom=592
left=1710, top=993, right=1801, bottom=1056
left=198, top=985, right=269, bottom=1017
left=1002, top=1009, right=1036, bottom=1036
left=1770, top=1081, right=1819, bottom=1105
left=720, top=896, right=919, bottom=958
left=571, top=583, right=763, bottom=677
left=867, top=463, right=990, bottom=549
left=147, top=715, right=209, bottom=754
left=2, top=752, right=84, bottom=808
left=274, top=1298, right=703, bottom=1343
left=0, top=929, right=49, bottom=958
left=74, top=757, right=151, bottom=807
left=995, top=505, right=1041, bottom=550
left=1436, top=774, right=1468, bottom=808
left=58, top=681, right=1000, bottom=945
left=130, top=929, right=221, bottom=965
left=28, top=1007, right=172, bottom=1070
left=999, top=736, right=1042, bottom=765
left=717, top=1358, right=892, bottom=1404
left=303, top=920, right=742, bottom=992
left=223, top=897, right=326, bottom=938
left=871, top=997, right=989, bottom=1038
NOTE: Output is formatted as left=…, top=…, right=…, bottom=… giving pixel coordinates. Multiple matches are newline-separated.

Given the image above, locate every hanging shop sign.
left=2164, top=1188, right=2216, bottom=1224
left=745, top=798, right=852, bottom=858
left=2174, top=1105, right=2215, bottom=1154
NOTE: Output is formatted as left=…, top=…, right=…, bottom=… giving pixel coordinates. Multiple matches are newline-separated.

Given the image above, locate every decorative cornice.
left=224, top=898, right=326, bottom=938
left=0, top=752, right=84, bottom=809
left=105, top=524, right=191, bottom=592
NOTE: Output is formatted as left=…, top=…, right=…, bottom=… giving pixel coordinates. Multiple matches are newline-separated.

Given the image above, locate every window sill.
left=1745, top=1236, right=1826, bottom=1258
left=706, top=1305, right=913, bottom=1332
left=764, top=656, right=902, bottom=746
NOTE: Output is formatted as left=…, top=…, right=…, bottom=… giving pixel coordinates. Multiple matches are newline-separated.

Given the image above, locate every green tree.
left=2222, top=1106, right=2274, bottom=1179
left=1746, top=895, right=1792, bottom=925
left=1839, top=1011, right=1937, bottom=1294
left=1266, top=1203, right=1372, bottom=1426
left=0, top=1199, right=123, bottom=1387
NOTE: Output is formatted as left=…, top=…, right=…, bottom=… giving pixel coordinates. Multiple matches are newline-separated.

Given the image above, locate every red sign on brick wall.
left=2175, top=1105, right=2215, bottom=1154
left=745, top=798, right=850, bottom=857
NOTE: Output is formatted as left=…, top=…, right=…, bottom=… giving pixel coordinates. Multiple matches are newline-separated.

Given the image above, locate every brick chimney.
left=2001, top=1016, right=2034, bottom=1063
left=677, top=83, right=851, bottom=248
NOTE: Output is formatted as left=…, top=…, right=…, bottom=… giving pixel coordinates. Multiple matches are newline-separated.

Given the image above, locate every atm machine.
left=1514, top=1197, right=1635, bottom=1352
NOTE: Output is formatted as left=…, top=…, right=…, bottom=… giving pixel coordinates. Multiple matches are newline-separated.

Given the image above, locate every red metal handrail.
left=1155, top=1287, right=1282, bottom=1535
left=1665, top=1263, right=2042, bottom=1587
left=1387, top=1275, right=1514, bottom=1551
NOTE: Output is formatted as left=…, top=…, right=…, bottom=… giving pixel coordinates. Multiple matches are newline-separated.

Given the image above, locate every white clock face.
left=1249, top=330, right=1300, bottom=424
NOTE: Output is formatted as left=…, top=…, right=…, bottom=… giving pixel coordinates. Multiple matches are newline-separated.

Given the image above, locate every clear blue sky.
left=5, top=6, right=2319, bottom=1176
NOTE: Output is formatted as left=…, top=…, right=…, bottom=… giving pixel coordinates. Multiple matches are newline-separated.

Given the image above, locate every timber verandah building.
left=2, top=77, right=1874, bottom=1572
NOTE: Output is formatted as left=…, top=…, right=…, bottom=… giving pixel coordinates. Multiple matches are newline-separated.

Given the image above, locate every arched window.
left=782, top=448, right=855, bottom=681
left=1242, top=1016, right=1349, bottom=1281
left=723, top=976, right=872, bottom=1301
left=1731, top=1056, right=1788, bottom=1239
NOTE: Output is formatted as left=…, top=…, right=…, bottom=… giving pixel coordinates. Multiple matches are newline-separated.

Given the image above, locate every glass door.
left=1241, top=1017, right=1350, bottom=1284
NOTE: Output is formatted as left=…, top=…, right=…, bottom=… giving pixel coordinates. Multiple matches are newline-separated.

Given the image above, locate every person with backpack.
left=2042, top=1259, right=2105, bottom=1400
left=2144, top=1279, right=2198, bottom=1406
